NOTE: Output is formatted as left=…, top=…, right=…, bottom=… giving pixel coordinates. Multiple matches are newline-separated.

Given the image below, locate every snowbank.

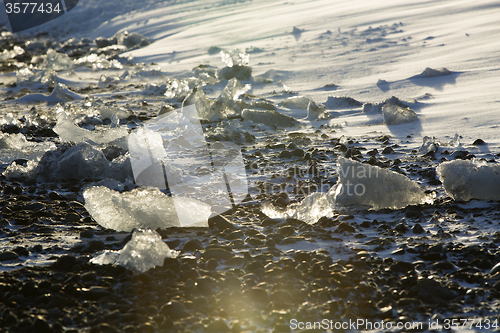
left=83, top=186, right=211, bottom=231
left=437, top=160, right=500, bottom=201
left=91, top=229, right=176, bottom=273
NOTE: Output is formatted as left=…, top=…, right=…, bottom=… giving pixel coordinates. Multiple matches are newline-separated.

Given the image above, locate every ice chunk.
left=0, top=132, right=56, bottom=165
left=41, top=49, right=74, bottom=71
left=182, top=88, right=215, bottom=122
left=217, top=66, right=252, bottom=81
left=164, top=79, right=190, bottom=99
left=220, top=49, right=249, bottom=67
left=210, top=78, right=251, bottom=119
left=34, top=142, right=131, bottom=182
left=325, top=96, right=362, bottom=109
left=17, top=68, right=58, bottom=87
left=0, top=46, right=24, bottom=61
left=330, top=157, right=432, bottom=210
left=419, top=136, right=439, bottom=154
left=83, top=186, right=211, bottom=231
left=306, top=101, right=330, bottom=120
left=437, top=159, right=500, bottom=202
left=53, top=112, right=128, bottom=148
left=419, top=67, right=451, bottom=78
left=97, top=105, right=133, bottom=120
left=144, top=83, right=166, bottom=95
left=74, top=54, right=123, bottom=70
left=282, top=96, right=312, bottom=110
left=382, top=104, right=417, bottom=125
left=15, top=83, right=83, bottom=103
left=0, top=132, right=29, bottom=149
left=363, top=96, right=408, bottom=113
left=115, top=31, right=151, bottom=49
left=2, top=159, right=38, bottom=180
left=262, top=192, right=334, bottom=223
left=241, top=109, right=298, bottom=127
left=91, top=229, right=176, bottom=273
left=98, top=72, right=129, bottom=88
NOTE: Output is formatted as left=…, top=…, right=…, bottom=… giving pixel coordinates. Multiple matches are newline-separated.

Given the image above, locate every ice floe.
left=91, top=229, right=176, bottom=273
left=437, top=159, right=500, bottom=202
left=83, top=186, right=211, bottom=231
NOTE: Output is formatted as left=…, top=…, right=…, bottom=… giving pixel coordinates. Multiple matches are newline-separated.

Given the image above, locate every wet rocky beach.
left=1, top=28, right=500, bottom=333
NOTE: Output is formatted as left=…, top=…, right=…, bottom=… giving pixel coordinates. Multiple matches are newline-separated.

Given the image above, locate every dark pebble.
left=80, top=230, right=94, bottom=238
left=208, top=215, right=235, bottom=231
left=382, top=147, right=394, bottom=154
left=160, top=301, right=189, bottom=319
left=48, top=191, right=63, bottom=200
left=13, top=246, right=30, bottom=257
left=54, top=255, right=77, bottom=269
left=412, top=223, right=424, bottom=234
left=202, top=249, right=235, bottom=260
left=0, top=251, right=19, bottom=261
left=335, top=222, right=355, bottom=233
left=183, top=239, right=204, bottom=252
left=472, top=139, right=486, bottom=145
left=206, top=319, right=230, bottom=332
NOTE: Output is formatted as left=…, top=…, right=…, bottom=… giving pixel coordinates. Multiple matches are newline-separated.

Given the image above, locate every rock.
left=54, top=255, right=77, bottom=269
left=0, top=251, right=19, bottom=261
left=394, top=223, right=408, bottom=233
left=472, top=139, right=486, bottom=145
left=33, top=316, right=52, bottom=333
left=408, top=279, right=455, bottom=304
left=335, top=222, right=355, bottom=233
left=80, top=230, right=94, bottom=239
left=160, top=301, right=189, bottom=319
left=208, top=215, right=235, bottom=231
left=382, top=147, right=394, bottom=154
left=206, top=319, right=230, bottom=332
left=412, top=223, right=424, bottom=234
left=490, top=262, right=500, bottom=275
left=183, top=239, right=204, bottom=252
left=202, top=249, right=235, bottom=260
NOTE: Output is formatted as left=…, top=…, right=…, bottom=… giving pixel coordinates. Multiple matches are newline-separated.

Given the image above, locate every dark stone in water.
left=412, top=224, right=424, bottom=234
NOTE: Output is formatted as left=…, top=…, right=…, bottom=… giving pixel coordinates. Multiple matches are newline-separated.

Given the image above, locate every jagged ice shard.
left=437, top=159, right=500, bottom=202
left=91, top=229, right=176, bottom=273
left=83, top=186, right=211, bottom=231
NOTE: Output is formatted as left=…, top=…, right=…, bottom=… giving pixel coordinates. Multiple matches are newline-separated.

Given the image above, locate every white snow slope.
left=2, top=0, right=499, bottom=146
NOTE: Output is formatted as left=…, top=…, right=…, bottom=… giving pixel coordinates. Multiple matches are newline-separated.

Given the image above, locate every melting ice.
left=91, top=229, right=176, bottom=273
